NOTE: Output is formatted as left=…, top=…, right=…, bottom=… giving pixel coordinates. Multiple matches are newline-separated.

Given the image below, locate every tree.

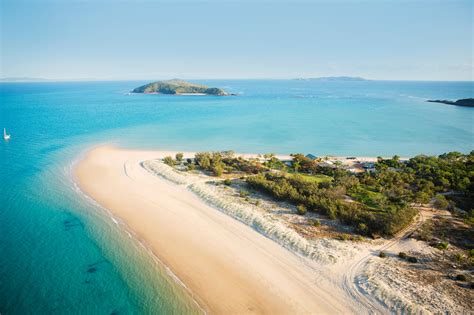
left=200, top=156, right=211, bottom=169
left=263, top=153, right=275, bottom=161
left=293, top=161, right=301, bottom=173
left=415, top=191, right=431, bottom=204
left=290, top=153, right=317, bottom=173
left=265, top=156, right=285, bottom=170
left=211, top=152, right=223, bottom=165
left=195, top=152, right=211, bottom=169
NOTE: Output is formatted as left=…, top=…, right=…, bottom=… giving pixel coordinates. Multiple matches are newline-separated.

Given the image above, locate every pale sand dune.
left=74, top=146, right=355, bottom=314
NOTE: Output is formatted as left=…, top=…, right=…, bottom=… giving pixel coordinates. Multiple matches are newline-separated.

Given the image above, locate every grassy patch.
left=349, top=186, right=384, bottom=211
left=291, top=173, right=333, bottom=184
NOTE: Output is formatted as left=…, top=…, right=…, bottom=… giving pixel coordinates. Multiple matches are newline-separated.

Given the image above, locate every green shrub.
left=195, top=152, right=211, bottom=169
left=212, top=164, right=223, bottom=177
left=407, top=256, right=418, bottom=263
left=454, top=252, right=465, bottom=263
left=398, top=252, right=407, bottom=259
left=434, top=194, right=449, bottom=209
left=163, top=156, right=174, bottom=166
left=379, top=251, right=387, bottom=258
left=296, top=204, right=307, bottom=215
left=313, top=219, right=321, bottom=227
left=327, top=208, right=337, bottom=220
left=436, top=241, right=449, bottom=251
left=175, top=152, right=184, bottom=162
left=255, top=200, right=261, bottom=206
left=418, top=221, right=433, bottom=241
left=239, top=190, right=249, bottom=198
left=339, top=234, right=349, bottom=241
left=187, top=163, right=195, bottom=171
left=223, top=178, right=232, bottom=186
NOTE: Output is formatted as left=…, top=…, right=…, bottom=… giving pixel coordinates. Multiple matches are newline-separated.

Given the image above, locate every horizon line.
left=1, top=77, right=473, bottom=83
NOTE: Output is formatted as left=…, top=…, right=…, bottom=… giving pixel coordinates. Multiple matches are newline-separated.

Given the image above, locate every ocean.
left=0, top=79, right=472, bottom=313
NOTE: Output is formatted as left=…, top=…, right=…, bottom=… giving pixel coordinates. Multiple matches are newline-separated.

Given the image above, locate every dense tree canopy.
left=167, top=150, right=473, bottom=236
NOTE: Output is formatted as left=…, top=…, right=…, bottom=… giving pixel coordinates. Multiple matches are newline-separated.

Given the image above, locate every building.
left=305, top=153, right=318, bottom=160
left=362, top=162, right=376, bottom=172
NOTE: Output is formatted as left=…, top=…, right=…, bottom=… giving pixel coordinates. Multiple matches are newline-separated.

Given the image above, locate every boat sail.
left=3, top=128, right=11, bottom=140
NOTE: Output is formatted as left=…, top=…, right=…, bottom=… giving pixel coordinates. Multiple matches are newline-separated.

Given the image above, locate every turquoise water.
left=0, top=80, right=472, bottom=313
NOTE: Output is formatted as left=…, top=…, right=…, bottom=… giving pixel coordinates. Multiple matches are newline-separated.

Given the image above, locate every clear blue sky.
left=1, top=0, right=472, bottom=81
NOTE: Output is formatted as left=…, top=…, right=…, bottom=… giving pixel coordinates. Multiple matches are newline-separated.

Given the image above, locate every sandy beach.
left=74, top=146, right=354, bottom=314
left=73, top=145, right=473, bottom=315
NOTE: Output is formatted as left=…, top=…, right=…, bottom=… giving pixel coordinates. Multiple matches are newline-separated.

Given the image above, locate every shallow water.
left=0, top=80, right=472, bottom=313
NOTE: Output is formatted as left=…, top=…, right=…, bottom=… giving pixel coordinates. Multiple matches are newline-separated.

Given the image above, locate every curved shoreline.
left=74, top=145, right=354, bottom=314
left=69, top=147, right=207, bottom=314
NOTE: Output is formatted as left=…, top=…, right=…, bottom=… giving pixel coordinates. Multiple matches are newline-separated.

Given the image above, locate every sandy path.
left=339, top=207, right=450, bottom=314
left=75, top=146, right=355, bottom=314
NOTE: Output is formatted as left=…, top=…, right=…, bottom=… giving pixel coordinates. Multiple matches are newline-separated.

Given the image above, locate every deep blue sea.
left=0, top=80, right=472, bottom=314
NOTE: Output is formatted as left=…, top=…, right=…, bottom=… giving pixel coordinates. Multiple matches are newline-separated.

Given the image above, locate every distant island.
left=295, top=76, right=368, bottom=81
left=132, top=79, right=229, bottom=96
left=427, top=98, right=474, bottom=108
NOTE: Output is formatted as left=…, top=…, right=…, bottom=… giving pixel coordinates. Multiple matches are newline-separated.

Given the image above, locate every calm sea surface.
left=0, top=80, right=472, bottom=313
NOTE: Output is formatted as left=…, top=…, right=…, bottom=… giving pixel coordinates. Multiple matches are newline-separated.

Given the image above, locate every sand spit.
left=75, top=146, right=355, bottom=314
left=75, top=145, right=469, bottom=314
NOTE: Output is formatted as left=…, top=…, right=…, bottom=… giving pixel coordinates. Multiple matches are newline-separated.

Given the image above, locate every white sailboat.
left=3, top=128, right=11, bottom=140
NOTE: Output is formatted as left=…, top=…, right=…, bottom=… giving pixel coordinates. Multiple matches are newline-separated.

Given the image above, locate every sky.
left=0, top=0, right=472, bottom=81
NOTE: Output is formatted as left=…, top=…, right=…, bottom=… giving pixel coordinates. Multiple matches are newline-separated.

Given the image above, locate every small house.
left=305, top=154, right=318, bottom=160
left=362, top=162, right=375, bottom=169
left=362, top=162, right=376, bottom=172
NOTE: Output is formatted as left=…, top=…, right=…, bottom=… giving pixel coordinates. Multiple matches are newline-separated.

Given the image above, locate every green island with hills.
left=132, top=79, right=229, bottom=96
